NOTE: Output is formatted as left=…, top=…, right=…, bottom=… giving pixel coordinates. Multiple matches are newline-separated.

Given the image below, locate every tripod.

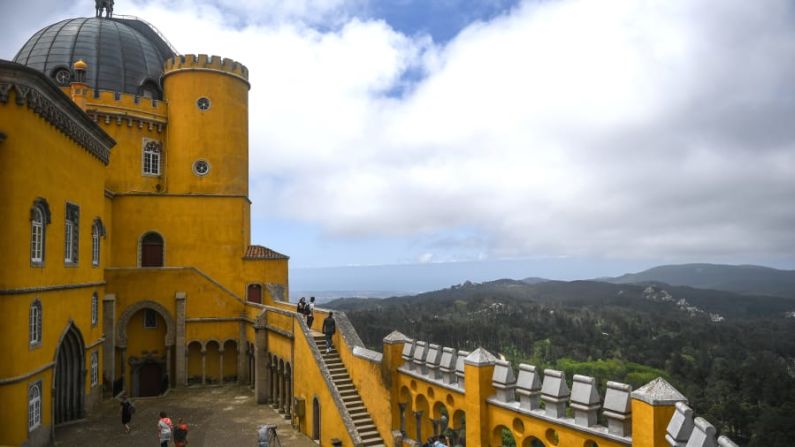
left=257, top=424, right=282, bottom=447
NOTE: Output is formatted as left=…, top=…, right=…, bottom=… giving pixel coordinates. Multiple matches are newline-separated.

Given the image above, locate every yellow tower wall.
left=163, top=54, right=249, bottom=196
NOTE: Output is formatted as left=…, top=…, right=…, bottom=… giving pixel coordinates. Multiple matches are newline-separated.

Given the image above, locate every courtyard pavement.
left=54, top=385, right=317, bottom=447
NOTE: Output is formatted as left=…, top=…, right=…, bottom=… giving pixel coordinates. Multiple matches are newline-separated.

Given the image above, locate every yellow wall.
left=85, top=90, right=167, bottom=194
left=631, top=400, right=675, bottom=447
left=0, top=88, right=107, bottom=290
left=0, top=81, right=108, bottom=445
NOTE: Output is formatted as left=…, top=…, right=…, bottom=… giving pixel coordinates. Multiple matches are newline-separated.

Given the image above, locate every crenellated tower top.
left=163, top=54, right=249, bottom=84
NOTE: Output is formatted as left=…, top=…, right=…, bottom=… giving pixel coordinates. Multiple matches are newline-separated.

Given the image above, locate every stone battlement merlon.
left=163, top=54, right=249, bottom=82
left=88, top=88, right=166, bottom=113
left=394, top=337, right=742, bottom=446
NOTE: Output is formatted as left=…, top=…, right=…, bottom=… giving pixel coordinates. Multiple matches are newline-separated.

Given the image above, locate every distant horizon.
left=288, top=259, right=795, bottom=300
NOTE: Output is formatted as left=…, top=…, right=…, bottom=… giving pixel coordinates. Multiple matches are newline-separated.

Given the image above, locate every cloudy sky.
left=3, top=0, right=795, bottom=280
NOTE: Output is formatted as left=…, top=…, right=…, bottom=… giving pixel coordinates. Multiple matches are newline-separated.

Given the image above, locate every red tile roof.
left=244, top=245, right=289, bottom=260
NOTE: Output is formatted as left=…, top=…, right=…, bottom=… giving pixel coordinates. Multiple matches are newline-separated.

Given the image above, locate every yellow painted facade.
left=0, top=15, right=287, bottom=445
left=1, top=13, right=727, bottom=447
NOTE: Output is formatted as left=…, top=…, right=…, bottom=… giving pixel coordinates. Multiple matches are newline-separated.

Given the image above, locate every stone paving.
left=54, top=385, right=317, bottom=447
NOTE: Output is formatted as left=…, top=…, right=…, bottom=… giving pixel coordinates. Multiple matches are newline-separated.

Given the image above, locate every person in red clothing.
left=174, top=418, right=189, bottom=447
left=157, top=412, right=173, bottom=447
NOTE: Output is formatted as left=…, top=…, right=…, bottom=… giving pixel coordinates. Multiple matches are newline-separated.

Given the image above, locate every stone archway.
left=53, top=323, right=85, bottom=425
left=116, top=300, right=175, bottom=347
left=116, top=301, right=175, bottom=395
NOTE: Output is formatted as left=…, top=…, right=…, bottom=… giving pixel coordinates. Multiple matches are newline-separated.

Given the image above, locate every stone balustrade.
left=394, top=337, right=741, bottom=447
left=666, top=401, right=738, bottom=447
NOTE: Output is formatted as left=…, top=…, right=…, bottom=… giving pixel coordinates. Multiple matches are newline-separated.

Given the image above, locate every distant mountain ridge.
left=599, top=263, right=795, bottom=298
left=328, top=277, right=795, bottom=320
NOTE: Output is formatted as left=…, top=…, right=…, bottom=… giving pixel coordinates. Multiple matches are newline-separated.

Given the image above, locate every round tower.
left=163, top=54, right=250, bottom=195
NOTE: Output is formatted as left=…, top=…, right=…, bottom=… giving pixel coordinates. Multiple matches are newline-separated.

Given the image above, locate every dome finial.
left=95, top=0, right=115, bottom=18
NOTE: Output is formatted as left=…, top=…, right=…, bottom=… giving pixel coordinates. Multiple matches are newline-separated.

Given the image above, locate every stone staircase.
left=313, top=333, right=386, bottom=447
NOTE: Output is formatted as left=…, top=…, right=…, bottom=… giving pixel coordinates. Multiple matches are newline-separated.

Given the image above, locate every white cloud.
left=3, top=0, right=794, bottom=265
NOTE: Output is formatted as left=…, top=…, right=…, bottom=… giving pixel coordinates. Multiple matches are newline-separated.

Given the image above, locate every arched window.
left=140, top=232, right=164, bottom=267
left=247, top=284, right=262, bottom=304
left=30, top=198, right=50, bottom=265
left=142, top=140, right=162, bottom=176
left=91, top=292, right=99, bottom=326
left=90, top=351, right=99, bottom=386
left=64, top=203, right=79, bottom=264
left=28, top=382, right=41, bottom=431
left=29, top=300, right=42, bottom=346
left=91, top=218, right=105, bottom=267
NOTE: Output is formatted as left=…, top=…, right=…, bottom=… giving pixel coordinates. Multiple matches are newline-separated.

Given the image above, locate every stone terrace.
left=54, top=385, right=315, bottom=447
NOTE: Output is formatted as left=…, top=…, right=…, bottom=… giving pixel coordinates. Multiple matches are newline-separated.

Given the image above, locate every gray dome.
left=14, top=17, right=177, bottom=97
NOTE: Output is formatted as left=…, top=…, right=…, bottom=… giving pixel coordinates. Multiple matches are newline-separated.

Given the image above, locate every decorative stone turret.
left=439, top=347, right=458, bottom=384
left=425, top=344, right=443, bottom=380
left=413, top=341, right=428, bottom=374
left=401, top=340, right=416, bottom=371
left=665, top=402, right=694, bottom=446
left=70, top=59, right=89, bottom=110
left=688, top=417, right=718, bottom=447
left=540, top=369, right=570, bottom=418
left=665, top=401, right=738, bottom=447
left=491, top=359, right=517, bottom=402
left=570, top=374, right=601, bottom=427
left=455, top=350, right=468, bottom=384
left=603, top=381, right=633, bottom=436
left=516, top=364, right=542, bottom=410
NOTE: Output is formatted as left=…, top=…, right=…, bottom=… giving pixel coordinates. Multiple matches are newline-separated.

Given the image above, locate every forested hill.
left=600, top=263, right=795, bottom=297
left=326, top=279, right=795, bottom=446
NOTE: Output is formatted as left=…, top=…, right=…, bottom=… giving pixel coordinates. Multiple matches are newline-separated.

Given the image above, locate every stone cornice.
left=0, top=60, right=115, bottom=165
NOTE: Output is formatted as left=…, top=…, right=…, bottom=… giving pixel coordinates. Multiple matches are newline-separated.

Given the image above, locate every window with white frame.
left=90, top=351, right=99, bottom=386
left=29, top=300, right=42, bottom=346
left=91, top=293, right=98, bottom=326
left=91, top=224, right=100, bottom=265
left=28, top=382, right=41, bottom=431
left=64, top=203, right=79, bottom=264
left=30, top=199, right=50, bottom=265
left=31, top=207, right=44, bottom=263
left=91, top=218, right=104, bottom=267
left=143, top=140, right=162, bottom=176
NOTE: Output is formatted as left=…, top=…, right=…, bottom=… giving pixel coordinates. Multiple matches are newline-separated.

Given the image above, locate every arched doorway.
left=140, top=232, right=164, bottom=267
left=312, top=397, right=321, bottom=441
left=54, top=324, right=85, bottom=425
left=125, top=307, right=169, bottom=396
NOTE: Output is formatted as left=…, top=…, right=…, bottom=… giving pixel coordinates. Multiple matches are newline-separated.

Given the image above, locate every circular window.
left=545, top=428, right=560, bottom=446
left=54, top=68, right=71, bottom=86
left=196, top=97, right=211, bottom=111
left=192, top=159, right=210, bottom=176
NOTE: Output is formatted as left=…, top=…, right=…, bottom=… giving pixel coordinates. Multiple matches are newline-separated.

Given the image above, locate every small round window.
left=196, top=97, right=211, bottom=111
left=54, top=68, right=71, bottom=86
left=193, top=159, right=210, bottom=176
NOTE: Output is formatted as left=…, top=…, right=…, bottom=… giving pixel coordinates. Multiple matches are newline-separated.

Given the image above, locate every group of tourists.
left=119, top=394, right=189, bottom=446
left=296, top=296, right=316, bottom=328
left=297, top=296, right=337, bottom=353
